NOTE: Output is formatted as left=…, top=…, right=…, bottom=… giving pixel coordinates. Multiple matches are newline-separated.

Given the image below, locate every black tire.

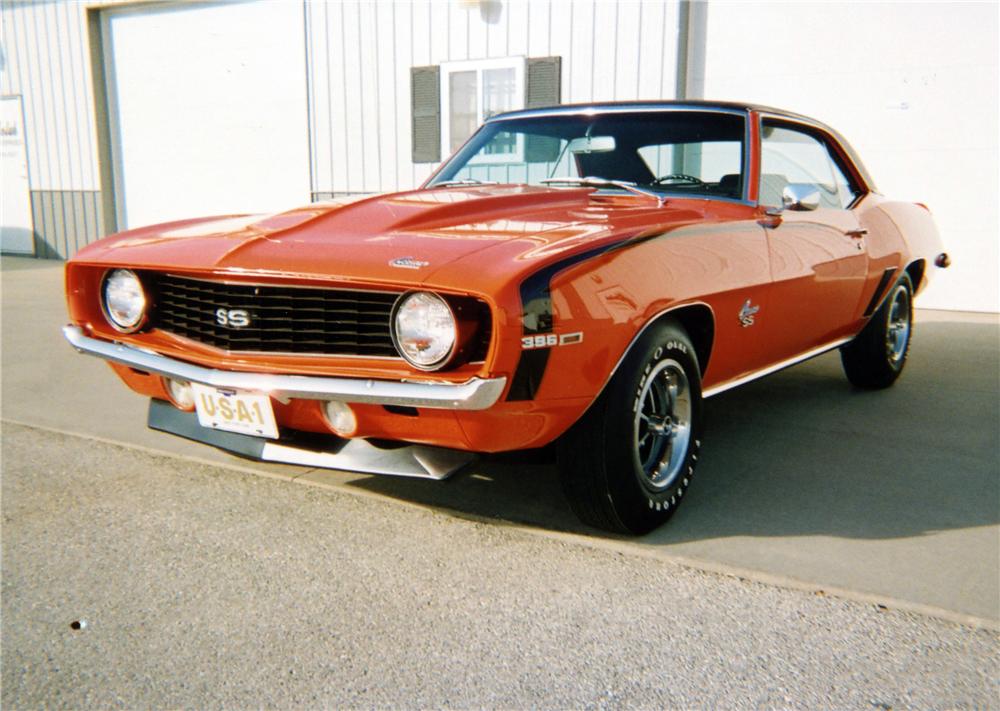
left=840, top=273, right=913, bottom=389
left=557, top=320, right=704, bottom=534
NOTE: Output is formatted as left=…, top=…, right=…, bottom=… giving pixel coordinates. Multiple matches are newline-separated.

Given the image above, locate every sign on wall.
left=0, top=95, right=34, bottom=255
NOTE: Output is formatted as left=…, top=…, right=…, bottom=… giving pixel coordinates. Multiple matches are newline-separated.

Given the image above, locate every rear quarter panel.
left=869, top=199, right=945, bottom=294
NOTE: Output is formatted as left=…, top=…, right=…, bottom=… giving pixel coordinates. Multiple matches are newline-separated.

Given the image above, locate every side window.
left=760, top=123, right=860, bottom=208
left=828, top=153, right=859, bottom=208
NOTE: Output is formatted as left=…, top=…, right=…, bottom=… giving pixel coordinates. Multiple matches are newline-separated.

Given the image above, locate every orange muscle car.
left=64, top=102, right=948, bottom=533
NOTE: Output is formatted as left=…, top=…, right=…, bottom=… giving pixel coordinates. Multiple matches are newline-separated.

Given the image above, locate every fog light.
left=323, top=400, right=357, bottom=436
left=165, top=378, right=194, bottom=410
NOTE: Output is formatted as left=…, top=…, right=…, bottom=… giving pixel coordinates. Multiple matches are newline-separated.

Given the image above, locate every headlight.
left=102, top=269, right=147, bottom=332
left=392, top=291, right=457, bottom=370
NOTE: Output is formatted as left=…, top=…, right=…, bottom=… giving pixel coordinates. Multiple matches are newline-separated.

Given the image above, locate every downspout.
left=674, top=0, right=709, bottom=173
left=675, top=0, right=708, bottom=101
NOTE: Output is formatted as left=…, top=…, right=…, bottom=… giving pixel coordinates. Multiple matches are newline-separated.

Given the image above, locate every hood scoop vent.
left=388, top=187, right=593, bottom=233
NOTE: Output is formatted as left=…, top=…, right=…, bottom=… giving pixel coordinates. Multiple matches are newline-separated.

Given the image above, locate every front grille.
left=152, top=274, right=401, bottom=356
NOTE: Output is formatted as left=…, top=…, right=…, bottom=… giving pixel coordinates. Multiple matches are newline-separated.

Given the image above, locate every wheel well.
left=905, top=259, right=926, bottom=292
left=660, top=304, right=714, bottom=376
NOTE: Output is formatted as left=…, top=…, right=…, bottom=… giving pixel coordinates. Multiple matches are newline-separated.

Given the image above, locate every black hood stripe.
left=506, top=231, right=662, bottom=402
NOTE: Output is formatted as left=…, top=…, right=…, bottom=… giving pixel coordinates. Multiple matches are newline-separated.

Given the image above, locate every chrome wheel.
left=634, top=359, right=692, bottom=490
left=885, top=284, right=911, bottom=365
left=840, top=273, right=914, bottom=390
left=559, top=321, right=703, bottom=534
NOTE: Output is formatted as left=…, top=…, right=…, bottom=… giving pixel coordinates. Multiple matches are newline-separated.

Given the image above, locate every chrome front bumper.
left=63, top=325, right=507, bottom=410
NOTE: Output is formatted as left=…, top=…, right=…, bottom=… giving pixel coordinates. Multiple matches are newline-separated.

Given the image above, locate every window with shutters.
left=439, top=58, right=525, bottom=162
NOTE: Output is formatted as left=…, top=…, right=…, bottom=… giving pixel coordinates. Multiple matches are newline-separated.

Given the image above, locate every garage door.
left=102, top=0, right=310, bottom=230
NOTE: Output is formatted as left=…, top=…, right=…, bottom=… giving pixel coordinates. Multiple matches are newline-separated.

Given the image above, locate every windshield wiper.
left=542, top=176, right=666, bottom=208
left=429, top=179, right=500, bottom=188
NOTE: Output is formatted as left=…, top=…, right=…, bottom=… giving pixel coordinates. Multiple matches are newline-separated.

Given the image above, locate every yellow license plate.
left=191, top=384, right=279, bottom=439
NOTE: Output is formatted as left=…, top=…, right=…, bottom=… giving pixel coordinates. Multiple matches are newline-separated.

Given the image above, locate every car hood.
left=73, top=185, right=710, bottom=292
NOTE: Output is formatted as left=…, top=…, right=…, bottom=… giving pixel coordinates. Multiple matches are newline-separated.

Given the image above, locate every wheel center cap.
left=648, top=415, right=673, bottom=435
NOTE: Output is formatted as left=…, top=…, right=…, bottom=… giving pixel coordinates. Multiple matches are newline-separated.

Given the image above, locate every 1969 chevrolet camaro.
left=64, top=101, right=948, bottom=533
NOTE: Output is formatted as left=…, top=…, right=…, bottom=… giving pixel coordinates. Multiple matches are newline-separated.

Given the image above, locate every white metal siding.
left=1, top=0, right=109, bottom=257
left=1, top=0, right=99, bottom=191
left=305, top=0, right=683, bottom=197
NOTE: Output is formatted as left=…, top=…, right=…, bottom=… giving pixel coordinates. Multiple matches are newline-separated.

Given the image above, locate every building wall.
left=0, top=0, right=107, bottom=258
left=700, top=1, right=999, bottom=313
left=1, top=0, right=996, bottom=313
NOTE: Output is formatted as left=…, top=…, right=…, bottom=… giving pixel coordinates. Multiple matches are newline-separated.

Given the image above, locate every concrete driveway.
left=5, top=422, right=997, bottom=708
left=3, top=256, right=998, bottom=624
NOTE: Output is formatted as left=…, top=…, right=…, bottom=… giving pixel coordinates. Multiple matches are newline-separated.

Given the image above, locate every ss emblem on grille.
left=216, top=308, right=251, bottom=328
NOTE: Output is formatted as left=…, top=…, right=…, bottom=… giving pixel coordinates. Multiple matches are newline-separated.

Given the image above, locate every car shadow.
left=347, top=320, right=1000, bottom=544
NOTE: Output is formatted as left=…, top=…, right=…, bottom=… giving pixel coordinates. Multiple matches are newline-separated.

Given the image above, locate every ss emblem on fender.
left=738, top=299, right=760, bottom=328
left=216, top=308, right=251, bottom=328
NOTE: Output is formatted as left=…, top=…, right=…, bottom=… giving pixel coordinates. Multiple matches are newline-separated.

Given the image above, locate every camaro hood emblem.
left=739, top=299, right=760, bottom=327
left=389, top=257, right=430, bottom=269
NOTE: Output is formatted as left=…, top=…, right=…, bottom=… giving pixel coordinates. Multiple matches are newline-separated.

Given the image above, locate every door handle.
left=845, top=228, right=868, bottom=239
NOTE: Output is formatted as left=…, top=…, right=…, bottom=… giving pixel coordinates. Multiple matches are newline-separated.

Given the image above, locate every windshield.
left=427, top=110, right=747, bottom=200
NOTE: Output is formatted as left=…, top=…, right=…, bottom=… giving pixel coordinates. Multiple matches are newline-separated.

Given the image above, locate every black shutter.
left=411, top=65, right=441, bottom=163
left=525, top=56, right=562, bottom=163
left=525, top=56, right=561, bottom=108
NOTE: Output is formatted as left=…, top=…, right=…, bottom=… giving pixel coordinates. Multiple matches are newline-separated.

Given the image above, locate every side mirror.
left=781, top=183, right=821, bottom=211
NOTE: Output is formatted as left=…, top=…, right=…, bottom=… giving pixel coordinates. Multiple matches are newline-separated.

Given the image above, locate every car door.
left=757, top=120, right=868, bottom=359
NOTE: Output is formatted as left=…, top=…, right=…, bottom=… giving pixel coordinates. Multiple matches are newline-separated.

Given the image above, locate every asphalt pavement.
left=1, top=255, right=998, bottom=705
left=3, top=423, right=997, bottom=708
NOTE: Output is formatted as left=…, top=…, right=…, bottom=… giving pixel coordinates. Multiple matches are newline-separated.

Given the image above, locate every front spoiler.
left=148, top=399, right=475, bottom=480
left=63, top=325, right=507, bottom=410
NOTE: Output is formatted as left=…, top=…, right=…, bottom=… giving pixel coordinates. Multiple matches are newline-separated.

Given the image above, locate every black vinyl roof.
left=490, top=100, right=820, bottom=123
